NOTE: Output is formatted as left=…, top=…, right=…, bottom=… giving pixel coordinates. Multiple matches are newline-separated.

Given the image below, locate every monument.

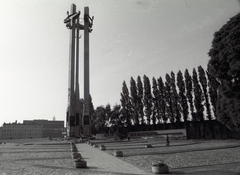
left=64, top=4, right=94, bottom=137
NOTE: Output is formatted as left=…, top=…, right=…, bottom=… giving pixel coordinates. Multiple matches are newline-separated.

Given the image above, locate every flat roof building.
left=1, top=122, right=42, bottom=139
left=0, top=120, right=64, bottom=139
left=23, top=120, right=64, bottom=138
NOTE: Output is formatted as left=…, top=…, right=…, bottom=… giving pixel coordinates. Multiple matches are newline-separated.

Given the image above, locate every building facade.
left=23, top=120, right=64, bottom=138
left=0, top=120, right=64, bottom=139
left=1, top=122, right=42, bottom=139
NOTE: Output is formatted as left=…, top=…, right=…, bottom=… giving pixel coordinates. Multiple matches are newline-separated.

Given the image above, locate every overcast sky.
left=0, top=0, right=239, bottom=126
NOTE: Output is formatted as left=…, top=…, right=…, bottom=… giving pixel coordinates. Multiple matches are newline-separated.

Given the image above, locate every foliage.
left=137, top=76, right=144, bottom=125
left=177, top=70, right=189, bottom=124
left=206, top=71, right=219, bottom=117
left=198, top=66, right=215, bottom=138
left=152, top=77, right=160, bottom=125
left=165, top=74, right=174, bottom=123
left=120, top=81, right=131, bottom=128
left=198, top=66, right=212, bottom=121
left=170, top=71, right=181, bottom=125
left=193, top=68, right=205, bottom=139
left=130, top=77, right=139, bottom=125
left=152, top=159, right=167, bottom=167
left=143, top=75, right=152, bottom=126
left=208, top=13, right=240, bottom=131
left=192, top=68, right=204, bottom=122
left=184, top=69, right=194, bottom=121
left=92, top=106, right=107, bottom=133
left=109, top=104, right=122, bottom=131
left=157, top=77, right=167, bottom=124
left=92, top=66, right=230, bottom=136
left=74, top=157, right=85, bottom=162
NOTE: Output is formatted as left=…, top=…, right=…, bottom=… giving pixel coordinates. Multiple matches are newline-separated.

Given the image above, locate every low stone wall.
left=128, top=129, right=187, bottom=139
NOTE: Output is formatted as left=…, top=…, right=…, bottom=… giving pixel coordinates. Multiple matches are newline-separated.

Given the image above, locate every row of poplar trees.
left=120, top=66, right=217, bottom=131
left=92, top=65, right=219, bottom=139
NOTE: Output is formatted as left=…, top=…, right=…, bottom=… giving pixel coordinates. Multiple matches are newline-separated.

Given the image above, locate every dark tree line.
left=120, top=67, right=217, bottom=139
left=92, top=66, right=220, bottom=139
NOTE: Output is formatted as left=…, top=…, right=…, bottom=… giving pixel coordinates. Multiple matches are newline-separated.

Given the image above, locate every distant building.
left=1, top=122, right=42, bottom=139
left=0, top=120, right=64, bottom=139
left=23, top=120, right=64, bottom=138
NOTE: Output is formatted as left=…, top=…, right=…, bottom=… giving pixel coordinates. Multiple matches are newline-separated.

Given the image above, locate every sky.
left=0, top=0, right=239, bottom=127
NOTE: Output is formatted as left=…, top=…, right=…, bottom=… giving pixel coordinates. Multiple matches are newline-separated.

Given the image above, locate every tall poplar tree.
left=198, top=66, right=215, bottom=138
left=170, top=71, right=181, bottom=128
left=206, top=71, right=219, bottom=118
left=143, top=75, right=152, bottom=128
left=152, top=77, right=159, bottom=127
left=105, top=104, right=112, bottom=126
left=177, top=70, right=189, bottom=126
left=185, top=69, right=194, bottom=121
left=165, top=73, right=174, bottom=125
left=193, top=68, right=205, bottom=139
left=157, top=77, right=167, bottom=126
left=130, top=77, right=139, bottom=126
left=198, top=66, right=212, bottom=120
left=120, top=81, right=131, bottom=129
left=137, top=76, right=144, bottom=125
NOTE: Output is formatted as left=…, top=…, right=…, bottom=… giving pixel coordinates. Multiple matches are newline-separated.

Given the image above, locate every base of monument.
left=82, top=125, right=91, bottom=136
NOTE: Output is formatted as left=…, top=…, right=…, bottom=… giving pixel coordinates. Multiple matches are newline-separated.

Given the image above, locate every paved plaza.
left=0, top=140, right=151, bottom=175
left=76, top=143, right=151, bottom=175
left=0, top=138, right=239, bottom=174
